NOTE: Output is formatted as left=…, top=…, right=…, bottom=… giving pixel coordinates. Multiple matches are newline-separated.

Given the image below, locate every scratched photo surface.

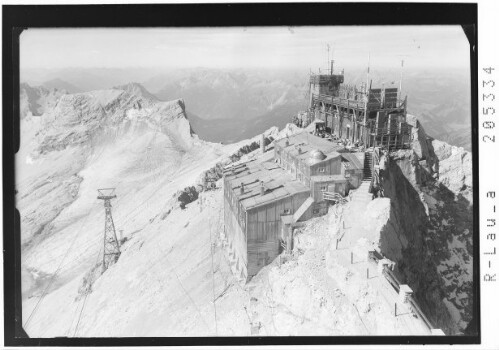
left=17, top=26, right=473, bottom=337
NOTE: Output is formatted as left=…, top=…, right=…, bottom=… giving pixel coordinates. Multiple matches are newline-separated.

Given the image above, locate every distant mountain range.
left=343, top=68, right=472, bottom=150
left=42, top=78, right=82, bottom=94
left=20, top=67, right=472, bottom=150
left=149, top=69, right=309, bottom=121
left=187, top=103, right=304, bottom=144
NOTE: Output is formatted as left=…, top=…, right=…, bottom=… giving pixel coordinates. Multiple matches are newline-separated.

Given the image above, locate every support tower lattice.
left=97, top=188, right=121, bottom=272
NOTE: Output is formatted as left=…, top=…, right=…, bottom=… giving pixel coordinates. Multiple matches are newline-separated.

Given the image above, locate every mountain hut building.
left=223, top=132, right=365, bottom=282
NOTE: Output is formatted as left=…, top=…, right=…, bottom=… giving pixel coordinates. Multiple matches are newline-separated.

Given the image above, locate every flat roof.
left=224, top=152, right=309, bottom=210
left=274, top=132, right=344, bottom=166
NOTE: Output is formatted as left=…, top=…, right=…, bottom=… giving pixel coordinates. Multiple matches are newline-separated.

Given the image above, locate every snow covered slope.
left=18, top=84, right=291, bottom=337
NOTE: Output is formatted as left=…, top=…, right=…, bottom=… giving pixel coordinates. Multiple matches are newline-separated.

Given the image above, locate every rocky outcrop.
left=20, top=83, right=67, bottom=119
left=376, top=117, right=473, bottom=334
left=19, top=170, right=84, bottom=246
left=113, top=82, right=160, bottom=105
left=432, top=139, right=472, bottom=202
left=33, top=85, right=192, bottom=157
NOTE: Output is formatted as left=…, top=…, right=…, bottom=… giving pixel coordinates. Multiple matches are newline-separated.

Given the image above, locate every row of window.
left=278, top=156, right=320, bottom=191
left=224, top=180, right=247, bottom=232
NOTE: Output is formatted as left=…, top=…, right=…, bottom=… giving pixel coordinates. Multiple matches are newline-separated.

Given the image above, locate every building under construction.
left=223, top=61, right=413, bottom=282
left=307, top=61, right=411, bottom=149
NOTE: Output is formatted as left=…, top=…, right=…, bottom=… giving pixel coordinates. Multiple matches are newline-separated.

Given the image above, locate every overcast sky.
left=20, top=26, right=469, bottom=72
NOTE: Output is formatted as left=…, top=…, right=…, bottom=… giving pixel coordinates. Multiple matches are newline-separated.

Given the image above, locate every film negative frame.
left=2, top=1, right=492, bottom=348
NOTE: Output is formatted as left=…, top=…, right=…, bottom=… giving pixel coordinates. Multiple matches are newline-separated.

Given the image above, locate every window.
left=283, top=209, right=291, bottom=215
left=319, top=167, right=325, bottom=173
left=321, top=185, right=328, bottom=191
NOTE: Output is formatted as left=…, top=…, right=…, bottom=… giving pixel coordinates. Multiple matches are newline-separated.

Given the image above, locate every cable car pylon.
left=97, top=188, right=121, bottom=272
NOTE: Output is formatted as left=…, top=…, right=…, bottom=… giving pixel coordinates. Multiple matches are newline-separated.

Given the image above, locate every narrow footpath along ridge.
left=325, top=182, right=430, bottom=335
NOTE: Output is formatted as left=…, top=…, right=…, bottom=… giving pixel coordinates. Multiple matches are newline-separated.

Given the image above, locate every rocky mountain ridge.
left=374, top=115, right=473, bottom=333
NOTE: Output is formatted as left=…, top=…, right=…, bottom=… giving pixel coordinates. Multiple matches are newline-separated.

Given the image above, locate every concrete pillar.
left=398, top=284, right=413, bottom=304
left=260, top=134, right=265, bottom=154
left=377, top=258, right=390, bottom=274
left=367, top=250, right=376, bottom=262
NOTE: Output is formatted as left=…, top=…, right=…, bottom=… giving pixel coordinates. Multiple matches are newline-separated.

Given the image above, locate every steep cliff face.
left=377, top=115, right=473, bottom=334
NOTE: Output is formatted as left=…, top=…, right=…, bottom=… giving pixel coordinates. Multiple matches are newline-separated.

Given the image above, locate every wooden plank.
left=257, top=206, right=266, bottom=222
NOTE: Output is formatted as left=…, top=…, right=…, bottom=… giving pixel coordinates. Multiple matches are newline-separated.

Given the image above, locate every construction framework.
left=308, top=61, right=412, bottom=150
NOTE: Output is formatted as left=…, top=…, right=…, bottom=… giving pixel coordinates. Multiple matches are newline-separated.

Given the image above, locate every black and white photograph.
left=3, top=2, right=486, bottom=346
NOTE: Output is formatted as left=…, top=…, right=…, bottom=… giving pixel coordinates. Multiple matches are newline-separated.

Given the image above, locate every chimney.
left=260, top=134, right=265, bottom=154
left=240, top=182, right=244, bottom=194
left=260, top=181, right=265, bottom=196
left=298, top=147, right=302, bottom=154
left=285, top=137, right=289, bottom=147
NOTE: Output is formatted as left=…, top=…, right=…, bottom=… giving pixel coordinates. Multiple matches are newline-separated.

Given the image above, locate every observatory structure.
left=308, top=60, right=412, bottom=149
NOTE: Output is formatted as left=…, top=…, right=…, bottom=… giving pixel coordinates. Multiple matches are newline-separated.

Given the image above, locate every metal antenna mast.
left=326, top=43, right=331, bottom=74
left=399, top=59, right=404, bottom=102
left=97, top=188, right=121, bottom=272
left=366, top=53, right=371, bottom=94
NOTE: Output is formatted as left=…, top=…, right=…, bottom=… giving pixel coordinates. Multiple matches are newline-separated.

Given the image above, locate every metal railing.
left=382, top=265, right=437, bottom=332
left=312, top=93, right=406, bottom=111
